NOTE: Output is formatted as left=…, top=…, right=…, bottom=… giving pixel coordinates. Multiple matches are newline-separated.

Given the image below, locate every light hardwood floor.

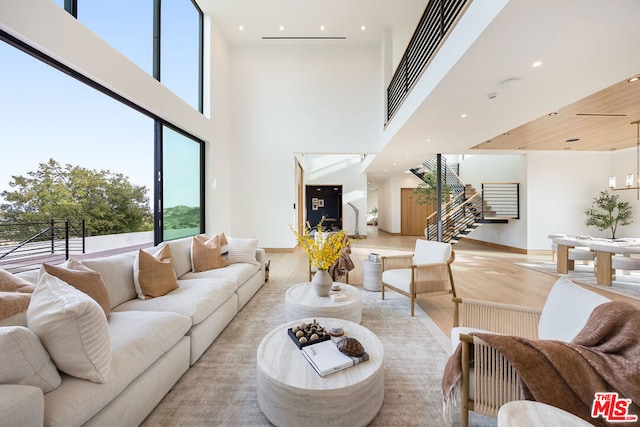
left=265, top=226, right=640, bottom=337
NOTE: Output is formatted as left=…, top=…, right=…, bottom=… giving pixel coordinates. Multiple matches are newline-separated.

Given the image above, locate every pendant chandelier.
left=609, top=120, right=640, bottom=200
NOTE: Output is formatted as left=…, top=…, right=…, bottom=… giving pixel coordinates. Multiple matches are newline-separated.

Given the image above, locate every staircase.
left=411, top=158, right=518, bottom=244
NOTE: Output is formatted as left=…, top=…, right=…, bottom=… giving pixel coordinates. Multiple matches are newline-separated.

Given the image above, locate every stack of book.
left=300, top=339, right=369, bottom=377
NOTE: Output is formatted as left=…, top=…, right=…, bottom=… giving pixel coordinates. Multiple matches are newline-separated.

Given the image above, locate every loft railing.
left=386, top=0, right=469, bottom=122
left=0, top=220, right=85, bottom=272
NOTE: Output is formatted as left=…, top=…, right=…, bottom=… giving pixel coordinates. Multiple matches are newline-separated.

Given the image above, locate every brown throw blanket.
left=442, top=301, right=640, bottom=426
left=328, top=245, right=355, bottom=281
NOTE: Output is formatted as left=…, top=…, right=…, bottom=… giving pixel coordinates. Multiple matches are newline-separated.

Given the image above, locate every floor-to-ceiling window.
left=1, top=0, right=204, bottom=244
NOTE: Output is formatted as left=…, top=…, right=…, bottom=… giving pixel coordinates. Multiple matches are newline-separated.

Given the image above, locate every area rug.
left=140, top=281, right=496, bottom=426
left=515, top=261, right=640, bottom=301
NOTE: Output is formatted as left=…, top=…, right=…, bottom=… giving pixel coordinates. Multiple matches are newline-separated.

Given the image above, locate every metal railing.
left=0, top=220, right=85, bottom=272
left=386, top=0, right=469, bottom=122
left=481, top=183, right=520, bottom=219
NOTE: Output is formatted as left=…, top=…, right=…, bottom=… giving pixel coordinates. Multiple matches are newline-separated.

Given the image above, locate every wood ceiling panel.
left=474, top=75, right=640, bottom=152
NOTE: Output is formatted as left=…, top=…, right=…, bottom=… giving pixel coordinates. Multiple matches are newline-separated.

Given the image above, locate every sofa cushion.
left=218, top=232, right=229, bottom=254
left=381, top=269, right=412, bottom=293
left=113, top=278, right=236, bottom=325
left=0, top=292, right=32, bottom=326
left=180, top=262, right=260, bottom=288
left=133, top=245, right=179, bottom=300
left=27, top=272, right=111, bottom=383
left=42, top=310, right=191, bottom=427
left=0, top=326, right=61, bottom=393
left=538, top=278, right=611, bottom=342
left=0, top=268, right=36, bottom=293
left=81, top=252, right=137, bottom=309
left=41, top=260, right=111, bottom=317
left=225, top=237, right=259, bottom=265
left=191, top=235, right=227, bottom=272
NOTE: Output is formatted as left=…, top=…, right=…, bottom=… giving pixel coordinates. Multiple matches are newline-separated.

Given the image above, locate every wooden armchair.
left=381, top=239, right=456, bottom=316
left=450, top=278, right=611, bottom=426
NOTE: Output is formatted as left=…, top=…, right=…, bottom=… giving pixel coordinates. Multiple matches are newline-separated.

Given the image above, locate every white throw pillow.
left=27, top=272, right=111, bottom=383
left=0, top=326, right=61, bottom=393
left=225, top=237, right=259, bottom=265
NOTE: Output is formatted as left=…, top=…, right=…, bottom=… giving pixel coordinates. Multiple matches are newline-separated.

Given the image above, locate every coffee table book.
left=300, top=339, right=369, bottom=377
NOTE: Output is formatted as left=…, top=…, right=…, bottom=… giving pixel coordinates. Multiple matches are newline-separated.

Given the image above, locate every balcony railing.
left=0, top=220, right=85, bottom=272
left=386, top=0, right=469, bottom=123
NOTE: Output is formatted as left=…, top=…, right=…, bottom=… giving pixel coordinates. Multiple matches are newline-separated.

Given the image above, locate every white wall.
left=376, top=173, right=423, bottom=233
left=459, top=154, right=528, bottom=249
left=229, top=44, right=383, bottom=248
left=609, top=147, right=640, bottom=238
left=203, top=17, right=232, bottom=236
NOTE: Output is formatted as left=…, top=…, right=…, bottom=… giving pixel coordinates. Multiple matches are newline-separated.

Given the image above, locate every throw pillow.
left=0, top=268, right=36, bottom=293
left=133, top=244, right=179, bottom=300
left=0, top=292, right=32, bottom=325
left=191, top=234, right=227, bottom=272
left=41, top=260, right=111, bottom=317
left=0, top=326, right=62, bottom=393
left=225, top=236, right=259, bottom=265
left=27, top=272, right=111, bottom=383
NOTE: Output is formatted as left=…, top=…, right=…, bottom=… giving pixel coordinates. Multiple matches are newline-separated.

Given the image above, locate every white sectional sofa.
left=0, top=235, right=266, bottom=427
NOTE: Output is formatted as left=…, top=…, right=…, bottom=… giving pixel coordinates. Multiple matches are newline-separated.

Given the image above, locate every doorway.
left=401, top=188, right=435, bottom=236
left=306, top=185, right=342, bottom=231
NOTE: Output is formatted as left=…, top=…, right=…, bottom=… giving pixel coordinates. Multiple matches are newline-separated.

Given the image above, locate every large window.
left=161, top=126, right=203, bottom=241
left=77, top=1, right=154, bottom=76
left=75, top=0, right=202, bottom=111
left=1, top=0, right=205, bottom=245
left=0, top=39, right=154, bottom=237
left=161, top=0, right=203, bottom=111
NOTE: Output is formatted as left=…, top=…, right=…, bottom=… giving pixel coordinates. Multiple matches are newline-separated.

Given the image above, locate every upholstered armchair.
left=449, top=278, right=611, bottom=426
left=381, top=239, right=456, bottom=316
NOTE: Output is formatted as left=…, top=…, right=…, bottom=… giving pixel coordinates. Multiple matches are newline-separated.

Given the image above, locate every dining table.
left=549, top=234, right=640, bottom=286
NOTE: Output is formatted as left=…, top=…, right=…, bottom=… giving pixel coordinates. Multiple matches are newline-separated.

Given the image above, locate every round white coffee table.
left=285, top=282, right=363, bottom=323
left=256, top=318, right=384, bottom=427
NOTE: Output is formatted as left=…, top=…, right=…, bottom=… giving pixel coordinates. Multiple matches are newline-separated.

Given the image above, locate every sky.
left=0, top=1, right=199, bottom=209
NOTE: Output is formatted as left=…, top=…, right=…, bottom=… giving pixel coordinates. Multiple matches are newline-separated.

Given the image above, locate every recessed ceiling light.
left=461, top=113, right=467, bottom=118
left=426, top=139, right=431, bottom=142
left=361, top=25, right=366, bottom=31
left=238, top=25, right=244, bottom=31
left=320, top=25, right=325, bottom=31
left=279, top=25, right=284, bottom=31
left=532, top=61, right=543, bottom=68
left=628, top=76, right=640, bottom=83
left=548, top=112, right=558, bottom=116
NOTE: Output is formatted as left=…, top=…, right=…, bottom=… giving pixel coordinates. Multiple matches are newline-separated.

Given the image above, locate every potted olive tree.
left=584, top=191, right=633, bottom=239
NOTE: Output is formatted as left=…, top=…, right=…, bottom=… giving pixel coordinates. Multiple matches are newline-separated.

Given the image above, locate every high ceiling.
left=196, top=0, right=640, bottom=185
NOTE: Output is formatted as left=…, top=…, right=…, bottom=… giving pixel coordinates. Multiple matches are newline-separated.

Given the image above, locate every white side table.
left=285, top=282, right=363, bottom=323
left=362, top=260, right=382, bottom=291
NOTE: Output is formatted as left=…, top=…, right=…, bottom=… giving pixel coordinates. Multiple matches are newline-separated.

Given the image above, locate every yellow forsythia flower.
left=289, top=221, right=350, bottom=270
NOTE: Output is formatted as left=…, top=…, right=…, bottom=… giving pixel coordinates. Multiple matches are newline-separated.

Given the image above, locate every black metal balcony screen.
left=386, top=0, right=469, bottom=122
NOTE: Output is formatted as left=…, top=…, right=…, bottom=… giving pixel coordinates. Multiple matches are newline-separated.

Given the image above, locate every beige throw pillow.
left=0, top=268, right=36, bottom=293
left=27, top=272, right=111, bottom=383
left=42, top=260, right=111, bottom=317
left=134, top=245, right=179, bottom=300
left=191, top=235, right=227, bottom=272
left=0, top=326, right=62, bottom=393
left=0, top=292, right=32, bottom=325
